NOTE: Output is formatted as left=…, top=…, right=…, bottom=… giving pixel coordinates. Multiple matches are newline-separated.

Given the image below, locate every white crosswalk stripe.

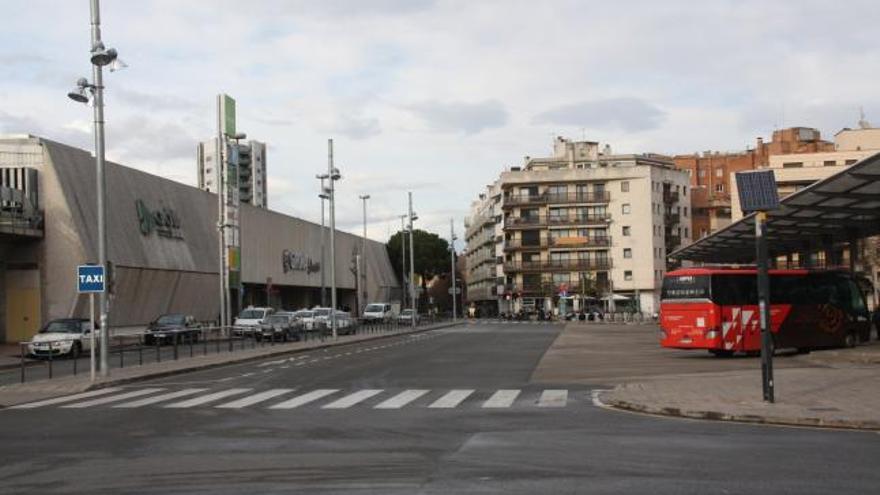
left=216, top=389, right=294, bottom=409
left=482, top=389, right=521, bottom=408
left=269, top=389, right=339, bottom=409
left=537, top=389, right=568, bottom=407
left=428, top=389, right=475, bottom=409
left=322, top=389, right=384, bottom=409
left=62, top=388, right=165, bottom=408
left=114, top=388, right=209, bottom=408
left=374, top=389, right=429, bottom=409
left=164, top=389, right=251, bottom=408
left=10, top=388, right=126, bottom=409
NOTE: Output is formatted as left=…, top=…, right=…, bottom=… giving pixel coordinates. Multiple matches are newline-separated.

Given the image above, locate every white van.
left=363, top=303, right=395, bottom=322
left=233, top=306, right=274, bottom=336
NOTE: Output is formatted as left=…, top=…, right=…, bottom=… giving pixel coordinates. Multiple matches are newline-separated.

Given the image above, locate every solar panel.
left=735, top=170, right=780, bottom=212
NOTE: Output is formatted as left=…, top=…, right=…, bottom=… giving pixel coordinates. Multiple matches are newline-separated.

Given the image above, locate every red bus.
left=659, top=267, right=872, bottom=356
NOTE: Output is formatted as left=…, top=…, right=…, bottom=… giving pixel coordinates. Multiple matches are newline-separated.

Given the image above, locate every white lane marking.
left=428, top=389, right=475, bottom=409
left=216, top=389, right=294, bottom=409
left=482, top=389, right=521, bottom=408
left=258, top=359, right=286, bottom=368
left=63, top=388, right=165, bottom=408
left=322, top=389, right=384, bottom=409
left=10, top=388, right=125, bottom=409
left=113, top=388, right=208, bottom=408
left=241, top=372, right=255, bottom=377
left=164, top=389, right=251, bottom=408
left=295, top=362, right=306, bottom=367
left=537, top=389, right=568, bottom=408
left=269, top=389, right=340, bottom=409
left=374, top=389, right=430, bottom=409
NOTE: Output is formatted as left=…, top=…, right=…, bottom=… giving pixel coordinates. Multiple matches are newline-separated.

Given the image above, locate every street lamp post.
left=317, top=175, right=329, bottom=307
left=450, top=218, right=457, bottom=322
left=359, top=194, right=370, bottom=316
left=327, top=139, right=341, bottom=339
left=408, top=192, right=417, bottom=328
left=67, top=0, right=125, bottom=378
left=399, top=214, right=408, bottom=308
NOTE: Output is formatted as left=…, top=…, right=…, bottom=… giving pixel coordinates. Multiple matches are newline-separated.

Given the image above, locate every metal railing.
left=504, top=214, right=611, bottom=229
left=504, top=236, right=612, bottom=251
left=14, top=316, right=453, bottom=384
left=503, top=191, right=611, bottom=208
left=503, top=259, right=612, bottom=272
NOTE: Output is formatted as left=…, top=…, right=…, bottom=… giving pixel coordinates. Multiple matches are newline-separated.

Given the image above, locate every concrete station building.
left=0, top=135, right=399, bottom=344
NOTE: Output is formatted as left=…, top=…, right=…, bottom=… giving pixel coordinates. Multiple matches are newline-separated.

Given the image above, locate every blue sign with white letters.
left=77, top=265, right=105, bottom=293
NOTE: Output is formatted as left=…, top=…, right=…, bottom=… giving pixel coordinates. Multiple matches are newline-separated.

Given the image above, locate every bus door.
left=712, top=275, right=761, bottom=352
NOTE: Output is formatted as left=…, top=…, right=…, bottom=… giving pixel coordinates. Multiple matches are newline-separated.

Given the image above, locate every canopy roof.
left=671, top=151, right=880, bottom=263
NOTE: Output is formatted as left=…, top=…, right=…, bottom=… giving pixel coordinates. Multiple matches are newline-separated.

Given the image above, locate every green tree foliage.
left=386, top=229, right=450, bottom=289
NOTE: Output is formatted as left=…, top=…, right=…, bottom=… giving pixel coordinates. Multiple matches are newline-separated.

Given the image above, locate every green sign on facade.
left=222, top=94, right=236, bottom=136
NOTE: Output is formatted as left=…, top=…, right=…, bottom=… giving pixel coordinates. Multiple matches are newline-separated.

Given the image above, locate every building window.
left=715, top=183, right=724, bottom=193
left=824, top=160, right=837, bottom=166
left=698, top=169, right=706, bottom=178
left=623, top=248, right=632, bottom=259
left=782, top=162, right=803, bottom=168
left=624, top=270, right=633, bottom=281
left=683, top=186, right=687, bottom=197
left=683, top=206, right=688, bottom=217
left=845, top=159, right=857, bottom=165
left=622, top=226, right=631, bottom=236
left=715, top=168, right=723, bottom=178
left=621, top=203, right=631, bottom=214
left=621, top=181, right=630, bottom=192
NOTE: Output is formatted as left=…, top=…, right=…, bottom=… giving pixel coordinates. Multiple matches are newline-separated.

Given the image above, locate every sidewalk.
left=0, top=321, right=460, bottom=408
left=602, top=341, right=880, bottom=430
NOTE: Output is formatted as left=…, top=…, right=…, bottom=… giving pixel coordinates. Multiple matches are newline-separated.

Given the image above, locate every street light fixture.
left=408, top=193, right=417, bottom=328
left=66, top=0, right=124, bottom=379
left=316, top=174, right=329, bottom=307
left=327, top=139, right=342, bottom=339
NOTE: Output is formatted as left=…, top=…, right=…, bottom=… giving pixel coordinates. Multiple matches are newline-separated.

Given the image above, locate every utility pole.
left=399, top=214, right=408, bottom=308
left=359, top=194, right=370, bottom=315
left=328, top=139, right=339, bottom=339
left=216, top=101, right=227, bottom=333
left=408, top=192, right=417, bottom=328
left=450, top=218, right=457, bottom=322
left=317, top=175, right=329, bottom=307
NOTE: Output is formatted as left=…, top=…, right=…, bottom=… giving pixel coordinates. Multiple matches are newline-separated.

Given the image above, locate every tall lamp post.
left=67, top=0, right=125, bottom=377
left=399, top=214, right=408, bottom=308
left=450, top=218, right=457, bottom=322
left=316, top=175, right=329, bottom=307
left=359, top=194, right=370, bottom=315
left=327, top=139, right=342, bottom=339
left=408, top=192, right=418, bottom=328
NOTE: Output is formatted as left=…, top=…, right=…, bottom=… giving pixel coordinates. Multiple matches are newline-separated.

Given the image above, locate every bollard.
left=173, top=333, right=179, bottom=360
left=48, top=341, right=53, bottom=379
left=189, top=332, right=194, bottom=358
left=139, top=340, right=143, bottom=366
left=156, top=337, right=161, bottom=363
left=119, top=336, right=124, bottom=368
left=203, top=328, right=208, bottom=356
left=20, top=343, right=25, bottom=384
left=73, top=346, right=78, bottom=376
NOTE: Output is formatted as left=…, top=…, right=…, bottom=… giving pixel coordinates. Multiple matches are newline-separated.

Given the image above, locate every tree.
left=387, top=229, right=450, bottom=308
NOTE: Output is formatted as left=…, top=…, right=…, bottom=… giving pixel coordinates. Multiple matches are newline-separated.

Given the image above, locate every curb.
left=603, top=393, right=880, bottom=432
left=0, top=322, right=461, bottom=407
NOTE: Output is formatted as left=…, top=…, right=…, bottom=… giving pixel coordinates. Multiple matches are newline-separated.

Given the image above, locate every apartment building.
left=466, top=137, right=690, bottom=316
left=197, top=139, right=268, bottom=208
left=675, top=127, right=834, bottom=239
left=464, top=181, right=502, bottom=317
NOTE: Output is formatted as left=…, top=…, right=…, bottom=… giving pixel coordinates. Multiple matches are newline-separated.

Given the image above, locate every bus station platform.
left=603, top=340, right=880, bottom=430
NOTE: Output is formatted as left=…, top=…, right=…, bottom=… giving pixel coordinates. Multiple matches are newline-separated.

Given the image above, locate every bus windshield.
left=660, top=275, right=710, bottom=300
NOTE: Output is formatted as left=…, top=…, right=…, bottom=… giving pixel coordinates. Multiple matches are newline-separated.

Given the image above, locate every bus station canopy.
left=670, top=151, right=880, bottom=263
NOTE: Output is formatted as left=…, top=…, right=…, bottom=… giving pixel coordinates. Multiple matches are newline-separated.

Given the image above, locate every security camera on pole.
left=67, top=0, right=126, bottom=377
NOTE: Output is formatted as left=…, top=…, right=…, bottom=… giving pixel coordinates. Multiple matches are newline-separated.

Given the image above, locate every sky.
left=1, top=0, right=878, bottom=249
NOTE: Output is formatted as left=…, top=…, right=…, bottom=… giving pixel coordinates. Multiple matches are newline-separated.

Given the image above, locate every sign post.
left=78, top=265, right=105, bottom=381
left=735, top=170, right=780, bottom=403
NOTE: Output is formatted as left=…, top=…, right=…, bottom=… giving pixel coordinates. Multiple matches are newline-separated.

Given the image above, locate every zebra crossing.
left=9, top=386, right=589, bottom=412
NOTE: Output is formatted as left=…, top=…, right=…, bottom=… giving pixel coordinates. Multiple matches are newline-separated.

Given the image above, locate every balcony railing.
left=664, top=212, right=681, bottom=225
left=665, top=235, right=682, bottom=247
left=516, top=280, right=612, bottom=296
left=503, top=191, right=611, bottom=208
left=503, top=259, right=612, bottom=273
left=505, top=214, right=611, bottom=229
left=662, top=190, right=679, bottom=203
left=504, top=236, right=612, bottom=251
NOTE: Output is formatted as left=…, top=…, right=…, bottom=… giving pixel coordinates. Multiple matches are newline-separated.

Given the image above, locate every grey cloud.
left=330, top=115, right=381, bottom=140
left=249, top=0, right=436, bottom=18
left=112, top=88, right=203, bottom=112
left=0, top=110, right=92, bottom=149
left=408, top=100, right=508, bottom=134
left=107, top=117, right=199, bottom=162
left=533, top=97, right=666, bottom=132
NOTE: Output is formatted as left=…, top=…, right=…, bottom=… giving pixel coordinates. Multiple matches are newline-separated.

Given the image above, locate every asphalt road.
left=1, top=322, right=878, bottom=494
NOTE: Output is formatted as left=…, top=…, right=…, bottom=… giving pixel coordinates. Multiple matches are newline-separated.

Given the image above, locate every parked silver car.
left=258, top=312, right=299, bottom=342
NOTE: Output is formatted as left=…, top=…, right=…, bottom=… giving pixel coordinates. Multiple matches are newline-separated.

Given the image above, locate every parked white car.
left=28, top=318, right=95, bottom=358
left=293, top=310, right=317, bottom=331
left=233, top=307, right=274, bottom=336
left=363, top=303, right=395, bottom=322
left=311, top=307, right=332, bottom=328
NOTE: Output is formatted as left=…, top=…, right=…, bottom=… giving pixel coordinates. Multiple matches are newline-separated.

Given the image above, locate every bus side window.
left=848, top=280, right=868, bottom=315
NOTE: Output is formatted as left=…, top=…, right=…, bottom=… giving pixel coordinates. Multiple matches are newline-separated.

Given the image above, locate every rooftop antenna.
left=858, top=106, right=872, bottom=129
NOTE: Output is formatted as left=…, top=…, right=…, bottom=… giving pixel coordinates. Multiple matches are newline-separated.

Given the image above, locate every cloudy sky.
left=1, top=0, right=877, bottom=247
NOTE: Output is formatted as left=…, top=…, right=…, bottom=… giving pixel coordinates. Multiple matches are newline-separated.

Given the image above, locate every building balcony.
left=504, top=236, right=612, bottom=252
left=503, top=194, right=547, bottom=208
left=512, top=280, right=612, bottom=297
left=664, top=212, right=681, bottom=225
left=662, top=190, right=679, bottom=203
left=546, top=191, right=611, bottom=205
left=0, top=186, right=43, bottom=240
left=503, top=258, right=612, bottom=273
left=665, top=235, right=682, bottom=248
left=504, top=214, right=611, bottom=229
